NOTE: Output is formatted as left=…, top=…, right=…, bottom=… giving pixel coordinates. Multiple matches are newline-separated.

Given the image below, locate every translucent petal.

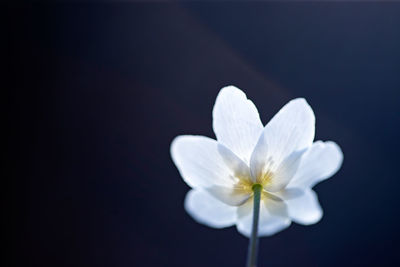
left=289, top=141, right=343, bottom=189
left=213, top=86, right=263, bottom=164
left=236, top=195, right=290, bottom=237
left=285, top=189, right=323, bottom=225
left=171, top=135, right=236, bottom=188
left=217, top=143, right=251, bottom=182
left=263, top=150, right=305, bottom=192
left=172, top=135, right=252, bottom=205
left=206, top=185, right=251, bottom=206
left=185, top=189, right=237, bottom=228
left=250, top=98, right=315, bottom=188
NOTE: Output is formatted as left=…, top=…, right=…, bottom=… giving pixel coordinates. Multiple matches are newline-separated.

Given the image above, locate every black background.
left=8, top=2, right=400, bottom=266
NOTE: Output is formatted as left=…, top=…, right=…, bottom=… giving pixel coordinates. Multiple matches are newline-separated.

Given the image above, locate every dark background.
left=8, top=2, right=400, bottom=266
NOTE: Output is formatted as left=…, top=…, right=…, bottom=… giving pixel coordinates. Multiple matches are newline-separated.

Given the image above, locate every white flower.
left=171, top=86, right=343, bottom=237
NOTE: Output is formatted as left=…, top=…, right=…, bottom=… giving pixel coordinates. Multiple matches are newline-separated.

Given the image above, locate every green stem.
left=246, top=184, right=262, bottom=267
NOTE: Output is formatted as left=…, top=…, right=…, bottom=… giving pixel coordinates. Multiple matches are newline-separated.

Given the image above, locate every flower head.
left=171, top=86, right=343, bottom=237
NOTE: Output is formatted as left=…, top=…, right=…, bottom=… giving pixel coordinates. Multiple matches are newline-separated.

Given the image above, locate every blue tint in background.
left=8, top=3, right=400, bottom=266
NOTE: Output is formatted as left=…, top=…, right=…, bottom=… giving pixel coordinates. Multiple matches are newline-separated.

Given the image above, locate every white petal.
left=185, top=189, right=237, bottom=228
left=171, top=135, right=236, bottom=188
left=236, top=195, right=291, bottom=237
left=264, top=150, right=305, bottom=192
left=262, top=192, right=288, bottom=218
left=212, top=86, right=263, bottom=163
left=217, top=144, right=251, bottom=182
left=206, top=185, right=251, bottom=206
left=259, top=217, right=291, bottom=237
left=171, top=135, right=252, bottom=206
left=250, top=98, right=315, bottom=185
left=276, top=187, right=304, bottom=200
left=286, top=189, right=323, bottom=225
left=289, top=141, right=343, bottom=189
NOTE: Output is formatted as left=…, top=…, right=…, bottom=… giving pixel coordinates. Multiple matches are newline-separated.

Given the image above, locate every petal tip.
left=215, top=85, right=247, bottom=101
left=325, top=141, right=344, bottom=171
left=294, top=209, right=323, bottom=226
left=286, top=98, right=314, bottom=115
left=288, top=97, right=310, bottom=107
left=170, top=135, right=187, bottom=162
left=315, top=140, right=344, bottom=173
left=220, top=85, right=242, bottom=93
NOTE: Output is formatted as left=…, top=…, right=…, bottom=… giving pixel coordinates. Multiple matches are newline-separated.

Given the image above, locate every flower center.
left=234, top=171, right=273, bottom=195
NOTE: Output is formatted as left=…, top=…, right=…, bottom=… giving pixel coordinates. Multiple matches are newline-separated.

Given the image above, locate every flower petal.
left=236, top=195, right=291, bottom=237
left=206, top=185, right=251, bottom=206
left=212, top=86, right=263, bottom=163
left=250, top=98, right=315, bottom=184
left=259, top=217, right=291, bottom=237
left=288, top=141, right=343, bottom=189
left=185, top=189, right=237, bottom=228
left=217, top=144, right=251, bottom=182
left=171, top=135, right=236, bottom=188
left=285, top=189, right=323, bottom=225
left=275, top=187, right=304, bottom=200
left=263, top=150, right=305, bottom=192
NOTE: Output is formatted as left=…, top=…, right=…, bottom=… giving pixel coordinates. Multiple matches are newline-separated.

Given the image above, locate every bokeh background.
left=8, top=2, right=400, bottom=266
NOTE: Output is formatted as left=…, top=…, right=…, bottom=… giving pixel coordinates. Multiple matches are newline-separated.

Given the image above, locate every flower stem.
left=246, top=184, right=262, bottom=267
